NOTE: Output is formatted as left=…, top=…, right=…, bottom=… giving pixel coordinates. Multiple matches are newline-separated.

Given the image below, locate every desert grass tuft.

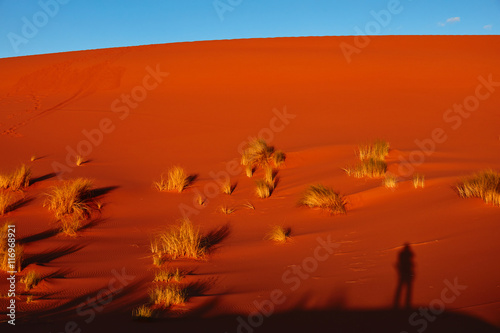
left=155, top=219, right=205, bottom=259
left=75, top=155, right=85, bottom=166
left=456, top=170, right=500, bottom=206
left=344, top=158, right=387, bottom=178
left=245, top=165, right=254, bottom=178
left=413, top=174, right=425, bottom=189
left=242, top=201, right=255, bottom=210
left=30, top=155, right=37, bottom=162
left=196, top=194, right=205, bottom=206
left=383, top=174, right=398, bottom=189
left=221, top=179, right=235, bottom=195
left=44, top=178, right=95, bottom=221
left=220, top=205, right=235, bottom=215
left=1, top=223, right=23, bottom=271
left=154, top=268, right=185, bottom=283
left=0, top=191, right=14, bottom=215
left=21, top=271, right=42, bottom=291
left=264, top=166, right=275, bottom=185
left=149, top=284, right=187, bottom=307
left=0, top=165, right=32, bottom=191
left=357, top=140, right=390, bottom=161
left=299, top=184, right=346, bottom=215
left=272, top=150, right=286, bottom=167
left=154, top=166, right=192, bottom=193
left=266, top=226, right=291, bottom=244
left=255, top=179, right=273, bottom=199
left=132, top=305, right=154, bottom=319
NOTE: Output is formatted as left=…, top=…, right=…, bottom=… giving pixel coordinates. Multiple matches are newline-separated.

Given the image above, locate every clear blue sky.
left=0, top=0, right=498, bottom=58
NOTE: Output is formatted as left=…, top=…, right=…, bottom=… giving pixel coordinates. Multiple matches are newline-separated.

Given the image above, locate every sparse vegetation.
left=154, top=219, right=205, bottom=259
left=154, top=166, right=193, bottom=193
left=456, top=170, right=500, bottom=206
left=264, top=166, right=275, bottom=185
left=266, top=226, right=291, bottom=244
left=1, top=223, right=23, bottom=272
left=196, top=194, right=205, bottom=206
left=221, top=179, right=235, bottom=195
left=383, top=174, right=398, bottom=189
left=0, top=164, right=32, bottom=191
left=21, top=271, right=42, bottom=291
left=241, top=139, right=286, bottom=175
left=345, top=140, right=389, bottom=178
left=220, top=205, right=235, bottom=214
left=76, top=155, right=85, bottom=166
left=150, top=284, right=187, bottom=307
left=299, top=184, right=346, bottom=215
left=255, top=179, right=273, bottom=199
left=0, top=191, right=14, bottom=215
left=245, top=165, right=254, bottom=178
left=30, top=155, right=37, bottom=162
left=242, top=201, right=255, bottom=210
left=154, top=268, right=185, bottom=283
left=132, top=305, right=154, bottom=319
left=44, top=178, right=95, bottom=221
left=272, top=150, right=286, bottom=167
left=413, top=174, right=425, bottom=189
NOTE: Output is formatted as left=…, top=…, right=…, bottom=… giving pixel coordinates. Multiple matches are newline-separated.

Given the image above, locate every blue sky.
left=0, top=0, right=498, bottom=58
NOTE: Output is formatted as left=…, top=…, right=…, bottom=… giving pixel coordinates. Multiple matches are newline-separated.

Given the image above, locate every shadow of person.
left=393, top=242, right=415, bottom=309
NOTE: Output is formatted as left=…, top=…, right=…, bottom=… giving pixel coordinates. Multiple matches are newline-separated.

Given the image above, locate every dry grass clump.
left=0, top=223, right=23, bottom=272
left=220, top=205, right=235, bottom=215
left=150, top=284, right=187, bottom=307
left=241, top=139, right=286, bottom=175
left=154, top=166, right=193, bottom=193
left=76, top=155, right=85, bottom=166
left=357, top=140, right=389, bottom=161
left=221, top=179, right=235, bottom=195
left=456, top=170, right=500, bottom=206
left=132, top=304, right=154, bottom=319
left=255, top=180, right=274, bottom=199
left=243, top=201, right=255, bottom=210
left=44, top=178, right=95, bottom=220
left=0, top=165, right=32, bottom=191
left=299, top=185, right=347, bottom=215
left=153, top=219, right=205, bottom=259
left=345, top=140, right=389, bottom=178
left=21, top=271, right=42, bottom=291
left=154, top=268, right=185, bottom=283
left=413, top=174, right=425, bottom=189
left=383, top=174, right=398, bottom=189
left=0, top=191, right=14, bottom=215
left=266, top=226, right=291, bottom=244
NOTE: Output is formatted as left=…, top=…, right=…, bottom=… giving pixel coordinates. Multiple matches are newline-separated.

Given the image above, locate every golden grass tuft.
left=255, top=179, right=273, bottom=199
left=242, top=201, right=255, bottom=210
left=264, top=166, right=275, bottom=185
left=30, top=155, right=37, bottom=162
left=0, top=223, right=23, bottom=272
left=272, top=150, right=286, bottom=167
left=241, top=138, right=286, bottom=176
left=150, top=284, right=187, bottom=307
left=266, top=226, right=291, bottom=244
left=413, top=174, right=425, bottom=189
left=220, top=205, right=235, bottom=215
left=245, top=165, right=254, bottom=178
left=21, top=271, right=42, bottom=291
left=0, top=191, right=14, bottom=215
left=456, top=170, right=500, bottom=206
left=132, top=305, right=154, bottom=319
left=154, top=166, right=192, bottom=193
left=357, top=140, right=390, bottom=161
left=383, top=174, right=398, bottom=189
left=299, top=185, right=346, bottom=215
left=154, top=219, right=205, bottom=259
left=344, top=158, right=387, bottom=178
left=196, top=194, right=205, bottom=206
left=76, top=155, right=85, bottom=166
left=0, top=164, right=32, bottom=191
left=44, top=178, right=95, bottom=221
left=154, top=268, right=185, bottom=283
left=221, top=179, right=235, bottom=195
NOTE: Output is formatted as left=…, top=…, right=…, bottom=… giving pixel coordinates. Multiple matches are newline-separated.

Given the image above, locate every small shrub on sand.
left=272, top=150, right=286, bottom=167
left=21, top=271, right=42, bottom=291
left=357, top=140, right=389, bottom=161
left=154, top=166, right=192, bottom=193
left=299, top=185, right=346, bottom=215
left=132, top=305, right=154, bottom=319
left=154, top=268, right=185, bottom=283
left=0, top=191, right=14, bottom=215
left=456, top=170, right=500, bottom=206
left=413, top=174, right=425, bottom=189
left=255, top=180, right=273, bottom=199
left=221, top=179, right=235, bottom=195
left=0, top=165, right=32, bottom=191
left=44, top=178, right=95, bottom=221
left=383, top=174, right=398, bottom=188
left=344, top=158, right=387, bottom=178
left=155, top=219, right=205, bottom=259
left=266, top=226, right=291, bottom=244
left=150, top=284, right=187, bottom=307
left=76, top=155, right=85, bottom=166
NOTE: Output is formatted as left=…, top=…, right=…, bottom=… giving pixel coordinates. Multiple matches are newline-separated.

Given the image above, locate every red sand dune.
left=0, top=36, right=499, bottom=332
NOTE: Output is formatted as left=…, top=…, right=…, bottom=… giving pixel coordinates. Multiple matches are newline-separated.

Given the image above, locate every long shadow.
left=77, top=217, right=108, bottom=232
left=89, top=186, right=119, bottom=198
left=201, top=223, right=230, bottom=253
left=18, top=227, right=60, bottom=245
left=23, top=244, right=85, bottom=267
left=394, top=242, right=415, bottom=309
left=7, top=196, right=35, bottom=213
left=29, top=172, right=57, bottom=185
